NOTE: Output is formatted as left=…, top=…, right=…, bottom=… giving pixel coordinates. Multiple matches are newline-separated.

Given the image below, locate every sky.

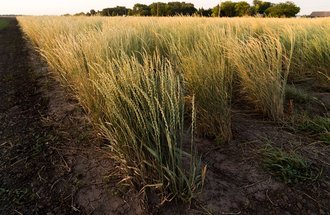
left=1, top=0, right=330, bottom=16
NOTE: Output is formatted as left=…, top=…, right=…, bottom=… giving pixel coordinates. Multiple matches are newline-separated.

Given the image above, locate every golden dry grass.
left=18, top=16, right=330, bottom=201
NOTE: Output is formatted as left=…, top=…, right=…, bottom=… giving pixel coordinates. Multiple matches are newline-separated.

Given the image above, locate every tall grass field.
left=17, top=16, right=330, bottom=202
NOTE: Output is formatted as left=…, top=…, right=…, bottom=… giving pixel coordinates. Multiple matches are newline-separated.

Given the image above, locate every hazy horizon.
left=1, top=0, right=330, bottom=16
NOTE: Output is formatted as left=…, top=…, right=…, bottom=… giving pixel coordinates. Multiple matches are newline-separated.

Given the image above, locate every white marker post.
left=218, top=1, right=222, bottom=17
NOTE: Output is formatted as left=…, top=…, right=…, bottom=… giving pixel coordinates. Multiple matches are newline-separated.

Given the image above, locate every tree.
left=265, top=1, right=300, bottom=17
left=165, top=2, right=197, bottom=16
left=74, top=12, right=86, bottom=16
left=132, top=4, right=151, bottom=16
left=180, top=2, right=197, bottom=15
left=90, top=9, right=96, bottom=16
left=253, top=0, right=262, bottom=7
left=197, top=8, right=212, bottom=17
left=235, top=1, right=250, bottom=17
left=220, top=1, right=237, bottom=17
left=127, top=9, right=133, bottom=16
left=101, top=7, right=129, bottom=16
left=212, top=4, right=220, bottom=17
left=101, top=8, right=111, bottom=16
left=248, top=6, right=257, bottom=16
left=253, top=0, right=273, bottom=15
left=150, top=2, right=167, bottom=16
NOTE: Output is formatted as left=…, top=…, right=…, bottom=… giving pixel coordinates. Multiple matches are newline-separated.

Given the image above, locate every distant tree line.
left=73, top=1, right=300, bottom=18
left=211, top=0, right=300, bottom=17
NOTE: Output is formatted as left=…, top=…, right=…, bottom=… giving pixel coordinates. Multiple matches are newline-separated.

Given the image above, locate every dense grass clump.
left=298, top=116, right=330, bottom=144
left=176, top=31, right=233, bottom=141
left=262, top=145, right=321, bottom=184
left=92, top=54, right=205, bottom=201
left=18, top=17, right=207, bottom=202
left=230, top=33, right=294, bottom=120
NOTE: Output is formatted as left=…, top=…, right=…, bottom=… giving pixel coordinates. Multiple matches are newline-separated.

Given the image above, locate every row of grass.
left=17, top=16, right=330, bottom=202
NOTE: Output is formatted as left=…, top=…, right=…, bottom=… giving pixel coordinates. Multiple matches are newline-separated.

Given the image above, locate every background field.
left=13, top=16, right=330, bottom=213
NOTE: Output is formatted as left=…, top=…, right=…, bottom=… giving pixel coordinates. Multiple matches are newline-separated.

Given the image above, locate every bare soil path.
left=0, top=17, right=59, bottom=214
left=0, top=17, right=142, bottom=215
